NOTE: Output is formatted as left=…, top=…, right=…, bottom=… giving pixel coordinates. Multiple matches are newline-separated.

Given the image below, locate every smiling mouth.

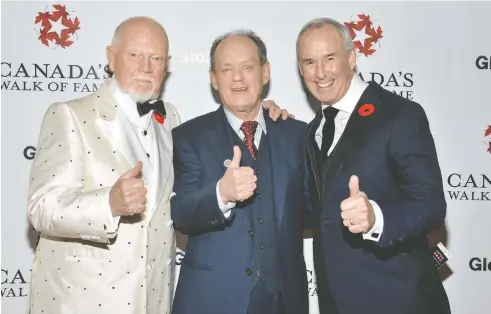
left=232, top=87, right=248, bottom=92
left=316, top=80, right=334, bottom=88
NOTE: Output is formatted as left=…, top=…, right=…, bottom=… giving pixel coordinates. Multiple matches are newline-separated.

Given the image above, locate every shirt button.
left=260, top=244, right=264, bottom=249
left=245, top=268, right=252, bottom=276
left=248, top=230, right=254, bottom=237
left=258, top=219, right=263, bottom=224
left=257, top=194, right=262, bottom=199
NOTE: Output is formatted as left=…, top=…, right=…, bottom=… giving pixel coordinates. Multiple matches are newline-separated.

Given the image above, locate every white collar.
left=223, top=105, right=267, bottom=135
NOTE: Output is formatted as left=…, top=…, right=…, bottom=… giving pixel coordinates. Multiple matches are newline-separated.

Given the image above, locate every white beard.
left=128, top=88, right=155, bottom=103
left=114, top=75, right=157, bottom=103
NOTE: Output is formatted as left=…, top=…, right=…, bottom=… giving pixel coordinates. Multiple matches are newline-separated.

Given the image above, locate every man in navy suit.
left=297, top=18, right=451, bottom=314
left=171, top=29, right=309, bottom=314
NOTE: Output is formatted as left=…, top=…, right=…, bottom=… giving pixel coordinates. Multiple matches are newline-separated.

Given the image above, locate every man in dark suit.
left=296, top=18, right=451, bottom=314
left=171, top=29, right=309, bottom=314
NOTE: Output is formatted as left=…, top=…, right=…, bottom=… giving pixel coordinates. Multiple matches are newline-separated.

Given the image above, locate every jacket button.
left=245, top=268, right=252, bottom=276
left=248, top=230, right=254, bottom=237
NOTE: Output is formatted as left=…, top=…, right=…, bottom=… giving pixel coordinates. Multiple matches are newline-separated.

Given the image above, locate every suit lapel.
left=209, top=106, right=254, bottom=226
left=146, top=105, right=175, bottom=220
left=306, top=111, right=323, bottom=200
left=264, top=112, right=288, bottom=232
left=321, top=82, right=381, bottom=196
left=94, top=82, right=153, bottom=210
left=209, top=106, right=237, bottom=171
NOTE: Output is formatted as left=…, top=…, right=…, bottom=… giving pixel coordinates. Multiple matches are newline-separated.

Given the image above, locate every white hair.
left=296, top=17, right=354, bottom=59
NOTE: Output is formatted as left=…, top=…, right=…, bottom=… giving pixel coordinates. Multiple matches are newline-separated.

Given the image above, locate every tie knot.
left=323, top=106, right=339, bottom=120
left=240, top=121, right=258, bottom=137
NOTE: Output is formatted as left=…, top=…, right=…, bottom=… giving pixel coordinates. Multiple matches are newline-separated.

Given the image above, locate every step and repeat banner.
left=2, top=1, right=490, bottom=314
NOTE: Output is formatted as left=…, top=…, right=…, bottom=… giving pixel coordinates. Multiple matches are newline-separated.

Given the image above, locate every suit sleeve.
left=171, top=130, right=228, bottom=235
left=375, top=104, right=446, bottom=249
left=28, top=102, right=118, bottom=243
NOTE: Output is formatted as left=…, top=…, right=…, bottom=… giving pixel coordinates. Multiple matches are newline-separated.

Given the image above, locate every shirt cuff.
left=103, top=188, right=120, bottom=235
left=362, top=200, right=384, bottom=242
left=216, top=180, right=236, bottom=218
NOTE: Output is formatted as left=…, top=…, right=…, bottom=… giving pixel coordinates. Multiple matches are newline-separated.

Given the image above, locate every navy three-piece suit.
left=171, top=107, right=310, bottom=314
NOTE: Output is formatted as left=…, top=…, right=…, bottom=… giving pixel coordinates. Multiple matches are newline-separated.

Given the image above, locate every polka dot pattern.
left=26, top=83, right=180, bottom=314
left=240, top=121, right=259, bottom=159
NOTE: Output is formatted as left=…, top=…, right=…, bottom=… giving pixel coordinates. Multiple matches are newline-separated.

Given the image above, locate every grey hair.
left=209, top=29, right=268, bottom=72
left=296, top=17, right=354, bottom=59
left=111, top=16, right=167, bottom=46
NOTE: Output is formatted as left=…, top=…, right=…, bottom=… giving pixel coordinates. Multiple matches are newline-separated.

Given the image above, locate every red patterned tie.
left=240, top=121, right=258, bottom=159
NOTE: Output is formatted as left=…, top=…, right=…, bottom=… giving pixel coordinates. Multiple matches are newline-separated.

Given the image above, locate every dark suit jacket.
left=171, top=107, right=310, bottom=314
left=307, top=82, right=451, bottom=314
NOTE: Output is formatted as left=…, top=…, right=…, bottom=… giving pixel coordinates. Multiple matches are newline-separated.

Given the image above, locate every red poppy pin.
left=358, top=103, right=375, bottom=117
left=153, top=111, right=165, bottom=125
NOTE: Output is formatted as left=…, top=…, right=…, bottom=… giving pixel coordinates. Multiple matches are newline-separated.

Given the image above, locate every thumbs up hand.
left=219, top=146, right=257, bottom=203
left=109, top=161, right=147, bottom=216
left=340, top=175, right=375, bottom=233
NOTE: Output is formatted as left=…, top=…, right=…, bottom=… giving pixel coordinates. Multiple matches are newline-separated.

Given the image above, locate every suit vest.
left=231, top=129, right=282, bottom=295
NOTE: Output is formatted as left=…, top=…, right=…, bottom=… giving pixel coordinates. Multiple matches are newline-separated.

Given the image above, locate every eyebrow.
left=219, top=59, right=257, bottom=67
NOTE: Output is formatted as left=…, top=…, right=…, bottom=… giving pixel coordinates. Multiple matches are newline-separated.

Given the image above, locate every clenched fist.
left=219, top=146, right=257, bottom=203
left=109, top=161, right=147, bottom=216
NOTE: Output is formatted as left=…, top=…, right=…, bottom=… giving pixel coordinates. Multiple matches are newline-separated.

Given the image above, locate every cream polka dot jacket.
left=27, top=81, right=180, bottom=314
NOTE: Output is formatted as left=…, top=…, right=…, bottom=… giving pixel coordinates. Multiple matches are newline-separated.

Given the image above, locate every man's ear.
left=106, top=46, right=116, bottom=72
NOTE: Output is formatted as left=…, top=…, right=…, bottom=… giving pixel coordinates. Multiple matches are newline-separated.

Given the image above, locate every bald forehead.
left=113, top=17, right=168, bottom=49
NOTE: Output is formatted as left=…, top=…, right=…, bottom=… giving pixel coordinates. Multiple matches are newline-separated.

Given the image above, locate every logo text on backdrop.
left=1, top=269, right=30, bottom=298
left=1, top=63, right=111, bottom=93
left=345, top=14, right=415, bottom=100
left=475, top=56, right=490, bottom=70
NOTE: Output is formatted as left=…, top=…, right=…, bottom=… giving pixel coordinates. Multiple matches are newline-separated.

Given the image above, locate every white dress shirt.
left=109, top=79, right=155, bottom=163
left=216, top=107, right=267, bottom=218
left=314, top=75, right=384, bottom=241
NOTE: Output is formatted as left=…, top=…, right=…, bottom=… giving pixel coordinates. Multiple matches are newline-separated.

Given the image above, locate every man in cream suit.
left=27, top=16, right=179, bottom=314
left=27, top=16, right=287, bottom=314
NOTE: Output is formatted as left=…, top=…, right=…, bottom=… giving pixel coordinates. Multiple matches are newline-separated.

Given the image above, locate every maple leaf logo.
left=34, top=4, right=81, bottom=49
left=344, top=14, right=383, bottom=57
left=484, top=125, right=491, bottom=154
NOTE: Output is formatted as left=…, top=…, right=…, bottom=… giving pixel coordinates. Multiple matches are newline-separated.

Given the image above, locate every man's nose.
left=139, top=57, right=152, bottom=73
